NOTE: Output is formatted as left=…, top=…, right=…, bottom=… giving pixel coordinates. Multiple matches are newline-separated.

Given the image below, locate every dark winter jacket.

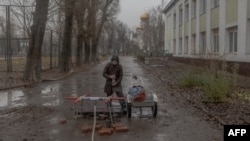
left=103, top=57, right=123, bottom=96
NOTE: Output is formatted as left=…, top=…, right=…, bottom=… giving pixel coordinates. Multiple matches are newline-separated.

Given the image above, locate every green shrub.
left=201, top=74, right=229, bottom=102
left=178, top=71, right=230, bottom=102
left=178, top=72, right=202, bottom=88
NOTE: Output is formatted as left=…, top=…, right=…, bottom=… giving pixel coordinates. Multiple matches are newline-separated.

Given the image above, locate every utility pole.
left=6, top=5, right=12, bottom=72
left=89, top=0, right=92, bottom=61
left=50, top=30, right=53, bottom=69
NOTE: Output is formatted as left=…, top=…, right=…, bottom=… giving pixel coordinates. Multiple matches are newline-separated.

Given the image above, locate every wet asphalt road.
left=0, top=56, right=222, bottom=141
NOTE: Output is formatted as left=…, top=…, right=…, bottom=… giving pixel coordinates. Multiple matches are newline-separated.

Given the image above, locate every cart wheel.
left=151, top=102, right=157, bottom=117
left=127, top=103, right=132, bottom=118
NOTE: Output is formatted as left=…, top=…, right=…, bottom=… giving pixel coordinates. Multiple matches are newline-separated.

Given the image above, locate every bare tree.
left=23, top=0, right=49, bottom=81
left=59, top=0, right=76, bottom=72
left=145, top=6, right=165, bottom=56
left=8, top=0, right=61, bottom=37
left=74, top=0, right=88, bottom=67
left=82, top=0, right=119, bottom=62
left=103, top=20, right=116, bottom=54
left=116, top=21, right=128, bottom=55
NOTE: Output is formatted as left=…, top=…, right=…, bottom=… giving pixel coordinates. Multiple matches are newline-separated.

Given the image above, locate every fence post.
left=50, top=30, right=53, bottom=69
left=6, top=5, right=12, bottom=72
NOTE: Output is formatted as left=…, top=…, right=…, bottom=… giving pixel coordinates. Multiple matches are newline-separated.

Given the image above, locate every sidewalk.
left=0, top=58, right=106, bottom=90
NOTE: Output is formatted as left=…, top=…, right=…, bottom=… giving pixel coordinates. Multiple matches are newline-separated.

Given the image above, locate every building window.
left=173, top=13, right=176, bottom=28
left=173, top=39, right=176, bottom=54
left=200, top=0, right=206, bottom=14
left=184, top=36, right=188, bottom=54
left=185, top=4, right=189, bottom=22
left=228, top=28, right=237, bottom=53
left=200, top=32, right=206, bottom=54
left=192, top=34, right=196, bottom=54
left=179, top=38, right=182, bottom=54
left=192, top=0, right=196, bottom=18
left=179, top=7, right=183, bottom=26
left=211, top=0, right=219, bottom=8
left=212, top=29, right=219, bottom=53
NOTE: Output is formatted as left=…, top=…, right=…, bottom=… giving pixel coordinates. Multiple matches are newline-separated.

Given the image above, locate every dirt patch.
left=144, top=58, right=250, bottom=126
left=0, top=105, right=55, bottom=140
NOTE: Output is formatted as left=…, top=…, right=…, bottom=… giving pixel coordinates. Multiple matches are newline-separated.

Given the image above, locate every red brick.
left=98, top=128, right=113, bottom=136
left=112, top=123, right=122, bottom=129
left=115, top=126, right=129, bottom=132
left=59, top=118, right=67, bottom=124
left=81, top=125, right=92, bottom=133
left=95, top=124, right=103, bottom=130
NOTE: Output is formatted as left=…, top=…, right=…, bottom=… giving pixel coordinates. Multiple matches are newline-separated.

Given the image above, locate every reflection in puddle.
left=0, top=90, right=25, bottom=108
left=153, top=134, right=168, bottom=141
left=11, top=90, right=24, bottom=101
left=0, top=92, right=8, bottom=107
left=49, top=129, right=59, bottom=135
left=43, top=99, right=60, bottom=106
left=12, top=102, right=27, bottom=107
left=131, top=108, right=155, bottom=119
left=49, top=117, right=59, bottom=124
left=42, top=84, right=59, bottom=95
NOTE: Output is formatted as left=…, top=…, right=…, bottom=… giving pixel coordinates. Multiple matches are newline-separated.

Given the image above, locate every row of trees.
left=21, top=0, right=121, bottom=81
left=0, top=0, right=164, bottom=82
left=139, top=6, right=165, bottom=57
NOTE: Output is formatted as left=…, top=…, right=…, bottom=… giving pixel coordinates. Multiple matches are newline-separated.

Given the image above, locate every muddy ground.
left=0, top=56, right=249, bottom=141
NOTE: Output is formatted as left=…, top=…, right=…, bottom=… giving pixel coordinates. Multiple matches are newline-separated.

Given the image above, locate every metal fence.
left=0, top=4, right=61, bottom=72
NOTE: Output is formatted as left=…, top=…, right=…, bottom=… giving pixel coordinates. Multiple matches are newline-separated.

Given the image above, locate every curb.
left=42, top=70, right=74, bottom=81
left=0, top=82, right=35, bottom=91
left=0, top=57, right=108, bottom=91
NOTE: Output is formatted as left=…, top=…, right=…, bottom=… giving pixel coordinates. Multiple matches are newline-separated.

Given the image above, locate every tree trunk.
left=23, top=0, right=49, bottom=81
left=91, top=41, right=99, bottom=62
left=84, top=42, right=90, bottom=63
left=76, top=33, right=83, bottom=67
left=59, top=0, right=76, bottom=72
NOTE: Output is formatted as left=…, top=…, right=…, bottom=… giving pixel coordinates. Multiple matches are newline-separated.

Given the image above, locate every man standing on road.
left=103, top=55, right=126, bottom=113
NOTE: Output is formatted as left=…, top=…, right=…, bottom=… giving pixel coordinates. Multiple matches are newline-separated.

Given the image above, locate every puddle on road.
left=149, top=64, right=166, bottom=68
left=0, top=84, right=63, bottom=108
left=41, top=84, right=59, bottom=95
left=0, top=90, right=26, bottom=108
left=153, top=134, right=168, bottom=141
left=49, top=129, right=59, bottom=135
left=43, top=99, right=61, bottom=106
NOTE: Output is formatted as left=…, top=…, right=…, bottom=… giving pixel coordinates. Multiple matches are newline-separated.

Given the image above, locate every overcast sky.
left=117, top=0, right=170, bottom=29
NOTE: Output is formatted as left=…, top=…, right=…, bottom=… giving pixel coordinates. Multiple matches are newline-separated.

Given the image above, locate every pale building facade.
left=163, top=0, right=250, bottom=62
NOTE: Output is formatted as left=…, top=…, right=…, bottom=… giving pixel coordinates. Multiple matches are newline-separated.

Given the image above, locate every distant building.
left=135, top=12, right=151, bottom=54
left=162, top=0, right=250, bottom=62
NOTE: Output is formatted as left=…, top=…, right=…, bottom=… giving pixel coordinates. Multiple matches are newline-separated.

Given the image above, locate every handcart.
left=126, top=76, right=158, bottom=118
left=65, top=95, right=125, bottom=124
left=65, top=95, right=125, bottom=140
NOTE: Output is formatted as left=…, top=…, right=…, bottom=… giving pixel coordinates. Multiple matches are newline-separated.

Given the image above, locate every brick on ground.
left=115, top=126, right=129, bottom=132
left=81, top=125, right=92, bottom=133
left=98, top=128, right=113, bottom=136
left=112, top=123, right=122, bottom=129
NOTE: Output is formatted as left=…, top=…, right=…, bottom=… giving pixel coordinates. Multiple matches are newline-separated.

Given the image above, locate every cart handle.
left=65, top=95, right=125, bottom=104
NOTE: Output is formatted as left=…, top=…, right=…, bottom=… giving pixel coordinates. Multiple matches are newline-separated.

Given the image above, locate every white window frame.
left=173, top=13, right=176, bottom=28
left=211, top=0, right=219, bottom=8
left=192, top=34, right=196, bottom=54
left=179, top=38, right=182, bottom=54
left=173, top=39, right=176, bottom=54
left=211, top=29, right=219, bottom=53
left=184, top=36, right=188, bottom=54
left=200, top=33, right=206, bottom=54
left=200, top=0, right=206, bottom=14
left=192, top=0, right=196, bottom=18
left=179, top=7, right=183, bottom=26
left=185, top=4, right=189, bottom=22
left=228, top=29, right=238, bottom=53
left=213, top=33, right=219, bottom=53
